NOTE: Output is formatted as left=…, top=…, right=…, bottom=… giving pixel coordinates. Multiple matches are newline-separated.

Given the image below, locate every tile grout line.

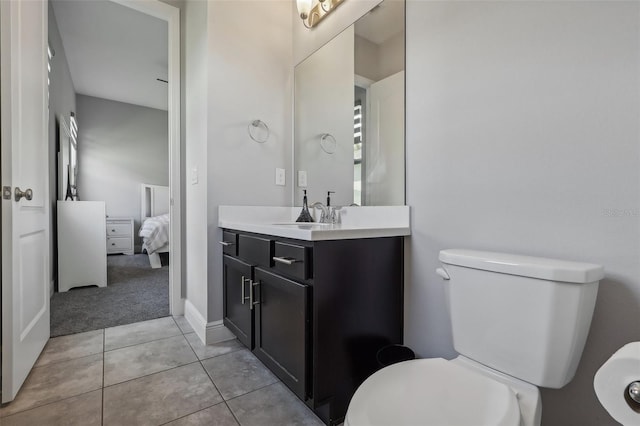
left=155, top=327, right=232, bottom=426
left=157, top=400, right=234, bottom=426
left=102, top=360, right=203, bottom=390
left=198, top=356, right=243, bottom=426
left=0, top=389, right=104, bottom=421
left=104, top=331, right=185, bottom=353
left=223, top=379, right=281, bottom=404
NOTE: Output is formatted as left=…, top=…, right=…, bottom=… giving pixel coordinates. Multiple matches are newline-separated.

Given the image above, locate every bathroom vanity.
left=219, top=206, right=410, bottom=425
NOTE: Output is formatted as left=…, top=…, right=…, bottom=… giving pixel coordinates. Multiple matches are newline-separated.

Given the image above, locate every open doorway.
left=48, top=0, right=181, bottom=337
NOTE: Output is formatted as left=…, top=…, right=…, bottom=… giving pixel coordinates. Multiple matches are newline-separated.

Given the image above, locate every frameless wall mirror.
left=294, top=0, right=405, bottom=207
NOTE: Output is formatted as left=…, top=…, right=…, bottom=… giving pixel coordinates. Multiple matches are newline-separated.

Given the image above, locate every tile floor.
left=0, top=316, right=324, bottom=426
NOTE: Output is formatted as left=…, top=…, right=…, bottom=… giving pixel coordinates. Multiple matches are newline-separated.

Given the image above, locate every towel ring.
left=320, top=133, right=336, bottom=154
left=248, top=120, right=269, bottom=143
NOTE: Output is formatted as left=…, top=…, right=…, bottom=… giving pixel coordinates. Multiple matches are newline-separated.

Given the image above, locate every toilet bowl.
left=345, top=356, right=541, bottom=426
left=345, top=249, right=604, bottom=426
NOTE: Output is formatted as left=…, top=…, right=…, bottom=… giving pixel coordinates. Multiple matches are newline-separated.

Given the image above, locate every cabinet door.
left=253, top=267, right=309, bottom=400
left=223, top=255, right=253, bottom=348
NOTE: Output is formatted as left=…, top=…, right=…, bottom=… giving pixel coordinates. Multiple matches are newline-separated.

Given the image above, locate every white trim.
left=184, top=299, right=207, bottom=343
left=355, top=74, right=374, bottom=89
left=184, top=300, right=236, bottom=345
left=111, top=0, right=183, bottom=316
left=206, top=321, right=236, bottom=345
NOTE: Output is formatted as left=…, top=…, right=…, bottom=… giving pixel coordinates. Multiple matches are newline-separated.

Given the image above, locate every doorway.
left=48, top=0, right=182, bottom=335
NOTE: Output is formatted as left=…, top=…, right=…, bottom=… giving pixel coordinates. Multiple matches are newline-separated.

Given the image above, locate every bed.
left=139, top=184, right=170, bottom=268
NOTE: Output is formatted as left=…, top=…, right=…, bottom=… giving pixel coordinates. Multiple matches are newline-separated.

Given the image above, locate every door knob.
left=14, top=187, right=33, bottom=201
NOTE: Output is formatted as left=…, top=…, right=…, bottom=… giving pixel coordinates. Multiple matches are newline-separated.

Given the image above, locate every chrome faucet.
left=329, top=206, right=342, bottom=224
left=310, top=202, right=330, bottom=223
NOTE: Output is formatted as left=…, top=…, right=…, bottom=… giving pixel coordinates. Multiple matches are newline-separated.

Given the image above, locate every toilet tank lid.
left=439, top=249, right=604, bottom=284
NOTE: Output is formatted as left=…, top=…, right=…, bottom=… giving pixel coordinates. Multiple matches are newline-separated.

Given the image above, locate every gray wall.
left=292, top=0, right=640, bottom=424
left=184, top=0, right=208, bottom=317
left=180, top=0, right=293, bottom=324
left=206, top=0, right=293, bottom=322
left=48, top=3, right=76, bottom=288
left=405, top=1, right=639, bottom=425
left=76, top=95, right=168, bottom=252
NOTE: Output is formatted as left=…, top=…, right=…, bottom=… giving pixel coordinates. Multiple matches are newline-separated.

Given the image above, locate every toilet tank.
left=439, top=249, right=604, bottom=389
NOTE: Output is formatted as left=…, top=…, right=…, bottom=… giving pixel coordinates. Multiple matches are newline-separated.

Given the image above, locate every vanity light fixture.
left=296, top=0, right=346, bottom=29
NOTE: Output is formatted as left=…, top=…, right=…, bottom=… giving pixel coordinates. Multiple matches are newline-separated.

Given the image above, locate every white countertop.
left=218, top=206, right=410, bottom=241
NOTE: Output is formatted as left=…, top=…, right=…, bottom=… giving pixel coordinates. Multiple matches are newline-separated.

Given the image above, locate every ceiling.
left=51, top=0, right=168, bottom=111
left=355, top=0, right=405, bottom=45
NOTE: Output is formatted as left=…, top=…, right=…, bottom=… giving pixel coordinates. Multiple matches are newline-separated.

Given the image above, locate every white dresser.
left=106, top=217, right=134, bottom=255
left=58, top=201, right=107, bottom=292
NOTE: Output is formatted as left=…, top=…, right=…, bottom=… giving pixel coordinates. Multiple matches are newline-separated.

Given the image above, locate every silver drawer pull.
left=250, top=281, right=260, bottom=309
left=273, top=256, right=299, bottom=265
left=241, top=276, right=251, bottom=305
left=219, top=241, right=235, bottom=246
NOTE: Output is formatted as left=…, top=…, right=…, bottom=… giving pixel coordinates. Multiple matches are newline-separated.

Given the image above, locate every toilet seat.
left=345, top=358, right=521, bottom=426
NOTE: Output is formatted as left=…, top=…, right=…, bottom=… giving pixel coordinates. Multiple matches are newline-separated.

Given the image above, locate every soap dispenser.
left=295, top=190, right=314, bottom=222
left=326, top=191, right=335, bottom=208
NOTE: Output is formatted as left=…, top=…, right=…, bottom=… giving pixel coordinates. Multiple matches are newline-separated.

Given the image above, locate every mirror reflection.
left=294, top=0, right=405, bottom=207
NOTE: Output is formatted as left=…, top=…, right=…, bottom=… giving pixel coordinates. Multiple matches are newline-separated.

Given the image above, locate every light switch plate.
left=191, top=167, right=198, bottom=185
left=297, top=171, right=307, bottom=187
left=275, top=168, right=286, bottom=186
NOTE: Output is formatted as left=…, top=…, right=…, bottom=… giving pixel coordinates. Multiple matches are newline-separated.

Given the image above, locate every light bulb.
left=296, top=0, right=312, bottom=19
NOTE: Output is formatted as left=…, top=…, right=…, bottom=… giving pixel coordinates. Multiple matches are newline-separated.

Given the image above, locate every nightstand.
left=106, top=217, right=134, bottom=255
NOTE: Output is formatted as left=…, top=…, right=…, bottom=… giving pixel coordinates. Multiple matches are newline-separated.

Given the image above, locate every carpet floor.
left=50, top=253, right=169, bottom=337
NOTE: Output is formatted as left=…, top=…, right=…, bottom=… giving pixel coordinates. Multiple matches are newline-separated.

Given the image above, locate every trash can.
left=376, top=344, right=415, bottom=368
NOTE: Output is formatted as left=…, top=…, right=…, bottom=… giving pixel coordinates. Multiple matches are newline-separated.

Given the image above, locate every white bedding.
left=139, top=213, right=170, bottom=254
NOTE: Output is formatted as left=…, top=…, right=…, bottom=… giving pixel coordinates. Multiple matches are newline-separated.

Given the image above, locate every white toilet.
left=345, top=249, right=604, bottom=426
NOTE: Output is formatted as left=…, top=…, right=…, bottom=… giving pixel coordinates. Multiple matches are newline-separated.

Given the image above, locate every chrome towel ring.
left=248, top=119, right=269, bottom=143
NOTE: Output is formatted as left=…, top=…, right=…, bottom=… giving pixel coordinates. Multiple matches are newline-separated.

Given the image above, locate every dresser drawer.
left=273, top=241, right=311, bottom=280
left=238, top=234, right=272, bottom=266
left=107, top=237, right=132, bottom=252
left=107, top=223, right=132, bottom=237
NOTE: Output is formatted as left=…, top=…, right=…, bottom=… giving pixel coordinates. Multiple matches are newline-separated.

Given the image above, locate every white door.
left=365, top=70, right=405, bottom=205
left=1, top=0, right=51, bottom=403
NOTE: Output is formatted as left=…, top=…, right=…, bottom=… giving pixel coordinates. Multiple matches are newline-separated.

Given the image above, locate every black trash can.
left=376, top=344, right=415, bottom=368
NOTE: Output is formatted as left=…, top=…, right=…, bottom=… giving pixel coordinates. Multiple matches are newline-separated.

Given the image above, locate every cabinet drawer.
left=273, top=242, right=310, bottom=280
left=238, top=235, right=272, bottom=266
left=107, top=223, right=131, bottom=237
left=107, top=237, right=132, bottom=251
left=220, top=231, right=238, bottom=256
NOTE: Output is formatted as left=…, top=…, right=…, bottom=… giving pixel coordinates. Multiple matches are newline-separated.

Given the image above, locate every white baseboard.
left=184, top=299, right=236, bottom=345
left=205, top=320, right=236, bottom=344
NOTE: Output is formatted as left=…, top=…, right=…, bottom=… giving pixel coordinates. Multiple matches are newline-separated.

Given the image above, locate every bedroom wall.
left=76, top=94, right=169, bottom=252
left=48, top=2, right=77, bottom=292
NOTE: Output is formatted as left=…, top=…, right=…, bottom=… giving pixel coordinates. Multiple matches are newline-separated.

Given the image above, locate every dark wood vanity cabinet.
left=222, top=255, right=253, bottom=349
left=222, top=229, right=403, bottom=425
left=253, top=267, right=309, bottom=400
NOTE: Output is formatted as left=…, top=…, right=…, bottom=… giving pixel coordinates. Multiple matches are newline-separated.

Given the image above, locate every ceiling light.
left=297, top=0, right=346, bottom=29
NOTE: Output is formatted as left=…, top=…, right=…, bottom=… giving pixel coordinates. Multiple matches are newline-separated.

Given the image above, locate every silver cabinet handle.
left=241, top=276, right=250, bottom=305
left=273, top=256, right=299, bottom=265
left=14, top=187, right=33, bottom=201
left=219, top=241, right=235, bottom=246
left=250, top=281, right=260, bottom=309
